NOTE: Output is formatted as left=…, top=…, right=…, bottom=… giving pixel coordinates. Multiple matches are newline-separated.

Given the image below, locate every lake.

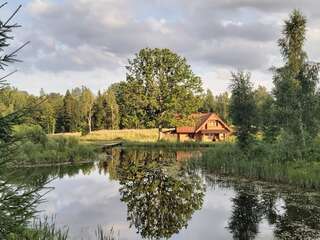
left=15, top=147, right=320, bottom=239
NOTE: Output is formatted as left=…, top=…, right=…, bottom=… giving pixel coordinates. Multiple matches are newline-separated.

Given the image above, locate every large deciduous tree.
left=124, top=48, right=203, bottom=139
left=273, top=10, right=319, bottom=151
left=229, top=72, right=257, bottom=148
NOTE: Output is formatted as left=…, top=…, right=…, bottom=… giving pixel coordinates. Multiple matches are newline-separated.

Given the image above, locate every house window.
left=216, top=120, right=219, bottom=127
left=207, top=121, right=215, bottom=128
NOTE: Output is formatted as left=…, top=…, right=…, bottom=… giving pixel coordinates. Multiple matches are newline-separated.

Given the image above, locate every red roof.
left=174, top=112, right=232, bottom=134
left=176, top=127, right=195, bottom=133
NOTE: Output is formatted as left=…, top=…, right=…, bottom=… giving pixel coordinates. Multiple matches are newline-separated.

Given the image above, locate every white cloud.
left=5, top=0, right=320, bottom=94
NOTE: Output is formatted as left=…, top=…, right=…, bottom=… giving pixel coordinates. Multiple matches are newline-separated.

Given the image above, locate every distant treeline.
left=0, top=84, right=274, bottom=134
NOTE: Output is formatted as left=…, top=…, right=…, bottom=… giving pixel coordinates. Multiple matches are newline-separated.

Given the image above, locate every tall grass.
left=192, top=142, right=320, bottom=190
left=11, top=123, right=101, bottom=166
left=79, top=129, right=161, bottom=142
left=8, top=218, right=120, bottom=240
left=12, top=137, right=100, bottom=166
left=7, top=217, right=68, bottom=240
left=95, top=226, right=119, bottom=240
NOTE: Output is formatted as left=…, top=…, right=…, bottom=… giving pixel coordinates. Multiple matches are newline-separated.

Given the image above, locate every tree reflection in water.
left=115, top=149, right=205, bottom=239
left=206, top=176, right=320, bottom=240
left=228, top=187, right=263, bottom=240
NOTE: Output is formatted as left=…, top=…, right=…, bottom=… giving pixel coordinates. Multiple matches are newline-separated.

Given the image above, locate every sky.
left=3, top=0, right=320, bottom=95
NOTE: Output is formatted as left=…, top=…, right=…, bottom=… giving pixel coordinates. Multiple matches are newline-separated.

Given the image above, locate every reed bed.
left=192, top=142, right=320, bottom=190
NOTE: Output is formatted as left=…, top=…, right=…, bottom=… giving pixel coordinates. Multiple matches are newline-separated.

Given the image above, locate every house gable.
left=195, top=113, right=232, bottom=133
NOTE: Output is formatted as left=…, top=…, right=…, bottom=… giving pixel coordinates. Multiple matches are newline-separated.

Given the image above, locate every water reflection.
left=6, top=147, right=320, bottom=239
left=228, top=188, right=263, bottom=240
left=115, top=149, right=204, bottom=239
left=206, top=176, right=320, bottom=240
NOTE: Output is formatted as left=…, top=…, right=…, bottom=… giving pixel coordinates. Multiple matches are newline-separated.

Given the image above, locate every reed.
left=12, top=136, right=100, bottom=166
left=192, top=142, right=320, bottom=190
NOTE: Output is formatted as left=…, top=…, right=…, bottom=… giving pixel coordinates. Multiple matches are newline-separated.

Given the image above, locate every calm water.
left=15, top=148, right=320, bottom=239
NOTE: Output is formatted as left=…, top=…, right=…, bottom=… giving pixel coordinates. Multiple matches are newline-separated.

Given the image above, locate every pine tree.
left=0, top=3, right=44, bottom=238
left=229, top=72, right=257, bottom=149
left=58, top=90, right=78, bottom=132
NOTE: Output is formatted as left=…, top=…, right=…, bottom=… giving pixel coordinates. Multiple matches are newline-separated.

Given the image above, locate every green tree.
left=35, top=100, right=56, bottom=134
left=57, top=90, right=78, bottom=132
left=79, top=86, right=94, bottom=133
left=215, top=92, right=230, bottom=122
left=273, top=10, right=319, bottom=151
left=252, top=86, right=279, bottom=142
left=0, top=3, right=46, bottom=238
left=92, top=90, right=106, bottom=130
left=229, top=72, right=257, bottom=148
left=200, top=89, right=215, bottom=112
left=124, top=48, right=203, bottom=138
left=104, top=88, right=119, bottom=130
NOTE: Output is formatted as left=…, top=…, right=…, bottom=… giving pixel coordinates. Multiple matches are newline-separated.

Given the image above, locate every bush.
left=14, top=124, right=48, bottom=146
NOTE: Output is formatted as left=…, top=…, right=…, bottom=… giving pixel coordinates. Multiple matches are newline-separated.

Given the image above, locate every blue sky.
left=3, top=0, right=320, bottom=95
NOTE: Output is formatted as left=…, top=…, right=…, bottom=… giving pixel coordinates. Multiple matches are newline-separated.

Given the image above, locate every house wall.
left=178, top=133, right=192, bottom=142
left=204, top=116, right=226, bottom=131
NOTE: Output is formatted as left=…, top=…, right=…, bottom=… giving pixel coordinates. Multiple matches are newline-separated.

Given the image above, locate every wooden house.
left=170, top=113, right=232, bottom=142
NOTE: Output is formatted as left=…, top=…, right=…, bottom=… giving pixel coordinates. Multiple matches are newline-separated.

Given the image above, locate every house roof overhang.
left=200, top=129, right=230, bottom=134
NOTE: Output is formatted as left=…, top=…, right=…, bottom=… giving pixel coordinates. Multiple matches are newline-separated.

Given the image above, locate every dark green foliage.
left=200, top=90, right=230, bottom=122
left=229, top=72, right=257, bottom=148
left=92, top=91, right=106, bottom=130
left=57, top=90, right=80, bottom=132
left=253, top=86, right=279, bottom=142
left=109, top=81, right=134, bottom=129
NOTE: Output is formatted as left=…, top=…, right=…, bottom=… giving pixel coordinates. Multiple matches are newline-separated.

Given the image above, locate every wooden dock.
left=102, top=141, right=122, bottom=149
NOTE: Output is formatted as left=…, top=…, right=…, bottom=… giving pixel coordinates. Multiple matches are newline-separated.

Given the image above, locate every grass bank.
left=192, top=142, right=320, bottom=190
left=13, top=137, right=101, bottom=166
left=11, top=125, right=101, bottom=167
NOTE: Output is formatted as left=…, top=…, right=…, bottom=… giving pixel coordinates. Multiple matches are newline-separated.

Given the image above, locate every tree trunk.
left=298, top=102, right=306, bottom=153
left=88, top=111, right=92, bottom=134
